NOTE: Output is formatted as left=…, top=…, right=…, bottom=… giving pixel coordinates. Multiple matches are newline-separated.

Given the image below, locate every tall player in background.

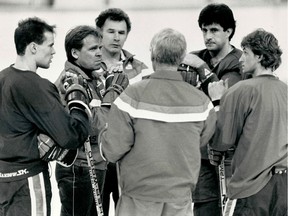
left=94, top=8, right=148, bottom=216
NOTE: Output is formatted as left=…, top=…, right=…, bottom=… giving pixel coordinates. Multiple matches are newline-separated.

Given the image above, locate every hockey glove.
left=178, top=64, right=199, bottom=87
left=208, top=145, right=225, bottom=166
left=181, top=53, right=219, bottom=95
left=102, top=72, right=129, bottom=107
left=37, top=133, right=78, bottom=167
left=103, top=61, right=125, bottom=90
left=63, top=72, right=92, bottom=118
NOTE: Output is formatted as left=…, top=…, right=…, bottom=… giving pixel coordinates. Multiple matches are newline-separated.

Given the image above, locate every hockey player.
left=54, top=24, right=130, bottom=216
left=98, top=28, right=217, bottom=216
left=94, top=8, right=148, bottom=216
left=54, top=25, right=105, bottom=216
left=0, top=17, right=91, bottom=216
left=209, top=29, right=287, bottom=215
left=182, top=4, right=244, bottom=215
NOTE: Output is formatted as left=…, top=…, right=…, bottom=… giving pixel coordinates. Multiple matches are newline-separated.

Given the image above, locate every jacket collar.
left=149, top=70, right=183, bottom=81
left=64, top=61, right=101, bottom=80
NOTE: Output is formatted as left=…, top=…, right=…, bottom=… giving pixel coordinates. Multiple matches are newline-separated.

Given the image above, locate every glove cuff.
left=201, top=72, right=219, bottom=96
left=67, top=100, right=92, bottom=118
left=101, top=89, right=119, bottom=107
left=106, top=85, right=123, bottom=95
left=57, top=149, right=79, bottom=167
left=65, top=84, right=92, bottom=118
left=212, top=100, right=220, bottom=107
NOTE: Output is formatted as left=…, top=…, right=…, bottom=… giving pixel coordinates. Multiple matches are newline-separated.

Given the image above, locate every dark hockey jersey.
left=0, top=66, right=89, bottom=182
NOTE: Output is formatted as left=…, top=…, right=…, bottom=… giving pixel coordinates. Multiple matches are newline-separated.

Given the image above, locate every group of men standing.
left=0, top=3, right=286, bottom=216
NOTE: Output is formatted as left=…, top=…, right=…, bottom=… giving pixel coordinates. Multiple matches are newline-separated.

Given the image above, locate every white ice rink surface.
left=0, top=5, right=287, bottom=83
left=0, top=3, right=287, bottom=215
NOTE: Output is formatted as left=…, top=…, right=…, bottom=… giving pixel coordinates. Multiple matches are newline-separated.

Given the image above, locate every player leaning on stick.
left=0, top=17, right=91, bottom=216
left=98, top=28, right=217, bottom=216
left=52, top=25, right=105, bottom=216
left=178, top=4, right=244, bottom=215
left=53, top=24, right=130, bottom=216
left=208, top=29, right=287, bottom=216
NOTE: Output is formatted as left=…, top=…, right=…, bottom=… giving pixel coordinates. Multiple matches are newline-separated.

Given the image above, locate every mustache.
left=205, top=39, right=214, bottom=44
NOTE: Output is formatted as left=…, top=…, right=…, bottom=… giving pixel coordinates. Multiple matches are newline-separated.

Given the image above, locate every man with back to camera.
left=208, top=28, right=287, bottom=216
left=0, top=17, right=91, bottom=216
left=94, top=8, right=148, bottom=216
left=180, top=4, right=245, bottom=215
left=98, top=27, right=217, bottom=216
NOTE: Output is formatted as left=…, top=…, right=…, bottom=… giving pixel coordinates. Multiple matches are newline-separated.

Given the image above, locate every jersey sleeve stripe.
left=114, top=93, right=214, bottom=123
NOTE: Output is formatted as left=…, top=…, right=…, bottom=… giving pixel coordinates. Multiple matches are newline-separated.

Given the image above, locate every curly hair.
left=95, top=8, right=131, bottom=33
left=241, top=29, right=282, bottom=71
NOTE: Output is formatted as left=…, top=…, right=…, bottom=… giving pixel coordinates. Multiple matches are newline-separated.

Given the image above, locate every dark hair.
left=14, top=17, right=55, bottom=55
left=65, top=25, right=101, bottom=63
left=241, top=29, right=282, bottom=71
left=198, top=3, right=236, bottom=40
left=95, top=8, right=131, bottom=33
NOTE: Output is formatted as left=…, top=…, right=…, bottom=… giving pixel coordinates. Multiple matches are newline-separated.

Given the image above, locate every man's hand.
left=208, top=145, right=225, bottom=166
left=208, top=79, right=228, bottom=101
left=182, top=53, right=207, bottom=69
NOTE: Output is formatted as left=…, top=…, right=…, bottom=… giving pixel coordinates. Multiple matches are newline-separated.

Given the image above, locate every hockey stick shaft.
left=116, top=162, right=122, bottom=195
left=218, top=156, right=227, bottom=215
left=84, top=139, right=104, bottom=216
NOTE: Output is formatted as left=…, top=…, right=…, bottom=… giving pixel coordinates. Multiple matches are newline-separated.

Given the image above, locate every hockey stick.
left=116, top=162, right=122, bottom=196
left=84, top=139, right=104, bottom=216
left=223, top=198, right=237, bottom=216
left=218, top=155, right=228, bottom=215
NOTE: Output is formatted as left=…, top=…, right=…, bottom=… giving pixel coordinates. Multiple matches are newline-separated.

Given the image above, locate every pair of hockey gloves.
left=101, top=68, right=129, bottom=107
left=208, top=145, right=235, bottom=166
left=178, top=53, right=218, bottom=95
left=37, top=133, right=78, bottom=167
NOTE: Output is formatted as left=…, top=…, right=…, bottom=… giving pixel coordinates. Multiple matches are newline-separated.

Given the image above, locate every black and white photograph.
left=0, top=0, right=287, bottom=215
